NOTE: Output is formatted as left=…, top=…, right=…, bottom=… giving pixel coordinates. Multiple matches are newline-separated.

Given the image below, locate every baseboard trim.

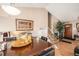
left=61, top=40, right=72, bottom=44
left=63, top=37, right=75, bottom=40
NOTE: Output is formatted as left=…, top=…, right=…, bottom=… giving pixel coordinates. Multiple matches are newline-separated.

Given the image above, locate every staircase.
left=48, top=27, right=59, bottom=45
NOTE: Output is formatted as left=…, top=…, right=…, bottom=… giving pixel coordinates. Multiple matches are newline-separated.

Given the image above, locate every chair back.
left=38, top=47, right=55, bottom=56
left=41, top=36, right=48, bottom=41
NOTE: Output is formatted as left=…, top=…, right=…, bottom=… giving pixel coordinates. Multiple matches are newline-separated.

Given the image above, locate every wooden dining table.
left=1, top=37, right=53, bottom=56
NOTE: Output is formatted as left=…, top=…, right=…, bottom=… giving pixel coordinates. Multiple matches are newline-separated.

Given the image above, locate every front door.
left=64, top=24, right=72, bottom=39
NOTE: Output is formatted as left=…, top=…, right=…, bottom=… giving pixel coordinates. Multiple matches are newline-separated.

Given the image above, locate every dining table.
left=0, top=37, right=53, bottom=56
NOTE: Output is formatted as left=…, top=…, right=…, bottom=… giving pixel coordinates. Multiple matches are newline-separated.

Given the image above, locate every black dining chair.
left=38, top=47, right=55, bottom=56
left=3, top=37, right=16, bottom=41
left=74, top=46, right=79, bottom=56
left=41, top=36, right=48, bottom=41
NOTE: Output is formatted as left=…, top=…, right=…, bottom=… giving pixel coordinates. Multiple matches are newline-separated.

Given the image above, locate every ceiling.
left=12, top=3, right=79, bottom=21
left=0, top=3, right=49, bottom=8
left=0, top=3, right=79, bottom=21
left=46, top=3, right=79, bottom=21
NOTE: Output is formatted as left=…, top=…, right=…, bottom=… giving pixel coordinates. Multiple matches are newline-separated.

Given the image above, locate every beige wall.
left=48, top=13, right=59, bottom=34
left=0, top=7, right=48, bottom=36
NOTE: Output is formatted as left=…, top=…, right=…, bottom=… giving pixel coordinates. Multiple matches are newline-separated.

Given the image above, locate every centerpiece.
left=11, top=34, right=32, bottom=47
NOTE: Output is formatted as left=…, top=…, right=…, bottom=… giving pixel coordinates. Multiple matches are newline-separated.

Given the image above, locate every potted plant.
left=55, top=20, right=65, bottom=40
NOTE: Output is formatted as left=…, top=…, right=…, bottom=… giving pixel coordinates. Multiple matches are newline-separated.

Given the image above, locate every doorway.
left=64, top=24, right=72, bottom=39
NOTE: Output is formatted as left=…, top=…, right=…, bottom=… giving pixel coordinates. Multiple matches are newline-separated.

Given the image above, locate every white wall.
left=0, top=7, right=48, bottom=37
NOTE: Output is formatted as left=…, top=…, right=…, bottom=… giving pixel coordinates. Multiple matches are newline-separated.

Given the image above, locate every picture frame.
left=16, top=19, right=33, bottom=31
left=76, top=23, right=79, bottom=32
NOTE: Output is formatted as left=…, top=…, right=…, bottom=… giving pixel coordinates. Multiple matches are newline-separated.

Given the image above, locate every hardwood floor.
left=55, top=39, right=79, bottom=56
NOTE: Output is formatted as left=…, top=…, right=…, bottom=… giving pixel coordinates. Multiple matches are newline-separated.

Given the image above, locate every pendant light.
left=1, top=4, right=21, bottom=15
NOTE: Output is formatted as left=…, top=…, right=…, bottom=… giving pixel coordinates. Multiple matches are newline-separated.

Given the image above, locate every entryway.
left=64, top=24, right=72, bottom=39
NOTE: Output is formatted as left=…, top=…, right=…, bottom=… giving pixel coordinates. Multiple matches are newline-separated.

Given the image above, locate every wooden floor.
left=54, top=39, right=79, bottom=56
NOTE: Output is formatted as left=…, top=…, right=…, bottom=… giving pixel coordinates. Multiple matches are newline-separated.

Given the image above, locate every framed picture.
left=76, top=23, right=79, bottom=32
left=16, top=19, right=33, bottom=31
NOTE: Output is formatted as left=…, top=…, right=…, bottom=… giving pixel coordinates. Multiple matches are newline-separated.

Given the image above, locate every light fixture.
left=1, top=5, right=21, bottom=15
